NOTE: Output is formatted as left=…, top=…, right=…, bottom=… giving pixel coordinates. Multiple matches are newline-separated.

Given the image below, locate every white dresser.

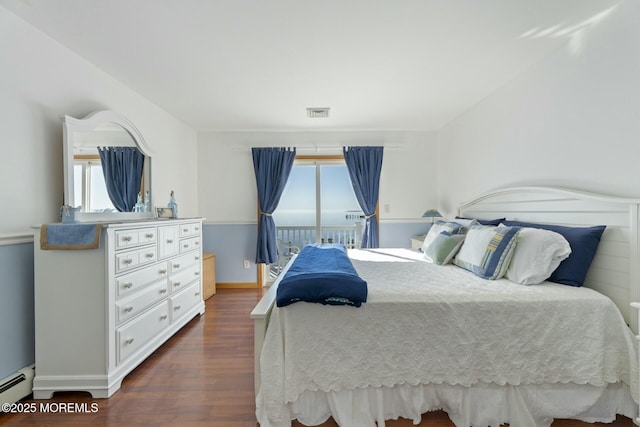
left=32, top=218, right=205, bottom=398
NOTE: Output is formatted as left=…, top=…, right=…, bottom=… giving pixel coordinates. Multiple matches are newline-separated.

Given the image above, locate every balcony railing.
left=276, top=223, right=363, bottom=251
left=269, top=223, right=364, bottom=279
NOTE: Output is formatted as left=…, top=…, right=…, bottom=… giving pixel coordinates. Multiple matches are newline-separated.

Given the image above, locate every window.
left=73, top=157, right=116, bottom=212
left=273, top=157, right=364, bottom=251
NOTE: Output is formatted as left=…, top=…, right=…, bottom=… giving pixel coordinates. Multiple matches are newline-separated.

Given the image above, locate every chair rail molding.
left=0, top=231, right=34, bottom=246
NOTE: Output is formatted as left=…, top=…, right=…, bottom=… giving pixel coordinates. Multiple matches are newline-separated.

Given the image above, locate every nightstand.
left=203, top=252, right=216, bottom=300
left=411, top=234, right=426, bottom=251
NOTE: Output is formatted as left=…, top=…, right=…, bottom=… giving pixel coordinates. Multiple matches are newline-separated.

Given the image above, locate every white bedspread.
left=257, top=248, right=638, bottom=426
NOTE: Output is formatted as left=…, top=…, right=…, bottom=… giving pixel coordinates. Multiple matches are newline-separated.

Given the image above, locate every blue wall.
left=202, top=224, right=258, bottom=283
left=0, top=243, right=35, bottom=379
left=379, top=221, right=431, bottom=248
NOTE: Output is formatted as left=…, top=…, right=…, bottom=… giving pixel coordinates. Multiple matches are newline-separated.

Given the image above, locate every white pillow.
left=451, top=217, right=478, bottom=229
left=421, top=220, right=466, bottom=254
left=505, top=226, right=572, bottom=285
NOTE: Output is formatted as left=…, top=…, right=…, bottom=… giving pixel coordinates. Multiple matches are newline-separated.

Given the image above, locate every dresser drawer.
left=170, top=281, right=202, bottom=322
left=169, top=252, right=201, bottom=274
left=116, top=280, right=169, bottom=324
left=117, top=301, right=170, bottom=364
left=158, top=225, right=179, bottom=259
left=115, top=245, right=158, bottom=273
left=116, top=262, right=169, bottom=297
left=169, top=263, right=201, bottom=293
left=179, top=222, right=201, bottom=238
left=137, top=228, right=157, bottom=245
left=115, top=227, right=156, bottom=250
left=179, top=237, right=200, bottom=253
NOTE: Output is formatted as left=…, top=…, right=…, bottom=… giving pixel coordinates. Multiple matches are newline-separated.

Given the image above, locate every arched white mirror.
left=63, top=110, right=154, bottom=222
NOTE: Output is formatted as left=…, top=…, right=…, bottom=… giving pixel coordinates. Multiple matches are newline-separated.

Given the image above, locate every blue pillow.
left=502, top=221, right=605, bottom=287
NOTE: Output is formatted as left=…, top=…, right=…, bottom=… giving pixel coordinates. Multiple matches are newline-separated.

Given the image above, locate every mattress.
left=256, top=248, right=638, bottom=427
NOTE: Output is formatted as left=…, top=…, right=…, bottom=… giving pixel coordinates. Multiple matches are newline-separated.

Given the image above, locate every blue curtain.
left=252, top=147, right=296, bottom=264
left=343, top=146, right=384, bottom=248
left=98, top=146, right=145, bottom=212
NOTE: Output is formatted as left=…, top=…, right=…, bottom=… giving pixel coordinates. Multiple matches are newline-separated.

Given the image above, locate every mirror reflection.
left=63, top=111, right=153, bottom=221
left=72, top=123, right=146, bottom=212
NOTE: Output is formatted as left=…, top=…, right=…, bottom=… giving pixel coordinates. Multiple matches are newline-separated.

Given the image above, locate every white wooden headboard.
left=458, top=186, right=640, bottom=332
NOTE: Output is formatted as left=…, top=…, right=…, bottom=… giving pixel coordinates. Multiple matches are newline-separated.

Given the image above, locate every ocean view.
left=272, top=209, right=363, bottom=227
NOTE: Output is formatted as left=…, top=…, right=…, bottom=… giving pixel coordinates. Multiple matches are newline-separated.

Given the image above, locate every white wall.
left=0, top=7, right=198, bottom=236
left=437, top=0, right=640, bottom=216
left=0, top=6, right=198, bottom=379
left=197, top=130, right=438, bottom=223
left=197, top=130, right=438, bottom=281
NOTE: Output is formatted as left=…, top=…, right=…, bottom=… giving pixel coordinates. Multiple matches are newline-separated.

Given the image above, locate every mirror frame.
left=63, top=110, right=154, bottom=222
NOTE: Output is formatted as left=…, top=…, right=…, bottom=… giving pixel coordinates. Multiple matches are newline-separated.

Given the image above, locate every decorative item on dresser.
left=32, top=218, right=205, bottom=399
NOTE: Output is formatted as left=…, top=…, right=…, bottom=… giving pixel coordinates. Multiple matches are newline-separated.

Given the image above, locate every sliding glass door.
left=271, top=158, right=363, bottom=275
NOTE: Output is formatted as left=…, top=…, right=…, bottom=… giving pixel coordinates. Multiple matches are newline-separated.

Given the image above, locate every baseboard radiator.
left=0, top=364, right=35, bottom=410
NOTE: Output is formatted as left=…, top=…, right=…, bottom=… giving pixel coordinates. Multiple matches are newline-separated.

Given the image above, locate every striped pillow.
left=454, top=225, right=520, bottom=280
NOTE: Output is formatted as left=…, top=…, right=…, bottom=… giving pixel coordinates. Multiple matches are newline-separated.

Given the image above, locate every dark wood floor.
left=0, top=289, right=634, bottom=426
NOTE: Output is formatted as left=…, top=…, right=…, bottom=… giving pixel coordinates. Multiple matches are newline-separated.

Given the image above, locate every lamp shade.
left=422, top=209, right=442, bottom=219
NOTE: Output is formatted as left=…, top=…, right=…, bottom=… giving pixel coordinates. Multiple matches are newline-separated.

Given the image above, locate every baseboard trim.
left=217, top=282, right=260, bottom=289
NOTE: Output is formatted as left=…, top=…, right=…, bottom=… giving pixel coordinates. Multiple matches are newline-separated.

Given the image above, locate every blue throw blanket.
left=40, top=223, right=103, bottom=250
left=276, top=244, right=368, bottom=307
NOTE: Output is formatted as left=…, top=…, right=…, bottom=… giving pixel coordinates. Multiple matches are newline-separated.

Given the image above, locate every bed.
left=251, top=187, right=640, bottom=427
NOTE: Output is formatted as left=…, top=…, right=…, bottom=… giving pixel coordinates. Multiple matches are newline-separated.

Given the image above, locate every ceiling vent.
left=307, top=107, right=330, bottom=118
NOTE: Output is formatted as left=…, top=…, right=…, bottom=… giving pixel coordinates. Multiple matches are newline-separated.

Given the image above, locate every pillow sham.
left=502, top=220, right=605, bottom=287
left=456, top=216, right=506, bottom=226
left=502, top=226, right=571, bottom=285
left=424, top=231, right=466, bottom=265
left=421, top=220, right=466, bottom=253
left=454, top=224, right=520, bottom=280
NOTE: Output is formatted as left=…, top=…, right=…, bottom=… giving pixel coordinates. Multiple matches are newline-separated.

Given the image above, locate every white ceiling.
left=0, top=0, right=622, bottom=131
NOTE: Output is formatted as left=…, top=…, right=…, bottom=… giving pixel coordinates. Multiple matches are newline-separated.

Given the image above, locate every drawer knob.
left=124, top=306, right=134, bottom=313
left=183, top=228, right=188, bottom=232
left=123, top=258, right=133, bottom=265
left=159, top=289, right=167, bottom=294
left=195, top=242, right=200, bottom=246
left=174, top=282, right=181, bottom=287
left=174, top=305, right=181, bottom=311
left=195, top=256, right=200, bottom=260
left=146, top=233, right=154, bottom=238
left=183, top=244, right=189, bottom=248
left=160, top=315, right=168, bottom=320
left=145, top=252, right=154, bottom=258
left=173, top=263, right=181, bottom=269
left=195, top=292, right=201, bottom=296
left=125, top=338, right=135, bottom=345
left=159, top=269, right=167, bottom=274
left=195, top=227, right=200, bottom=231
left=166, top=239, right=174, bottom=244
left=123, top=282, right=133, bottom=289
left=194, top=271, right=200, bottom=276
left=123, top=236, right=132, bottom=242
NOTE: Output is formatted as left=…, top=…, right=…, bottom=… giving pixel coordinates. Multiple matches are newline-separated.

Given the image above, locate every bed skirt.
left=257, top=381, right=637, bottom=427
